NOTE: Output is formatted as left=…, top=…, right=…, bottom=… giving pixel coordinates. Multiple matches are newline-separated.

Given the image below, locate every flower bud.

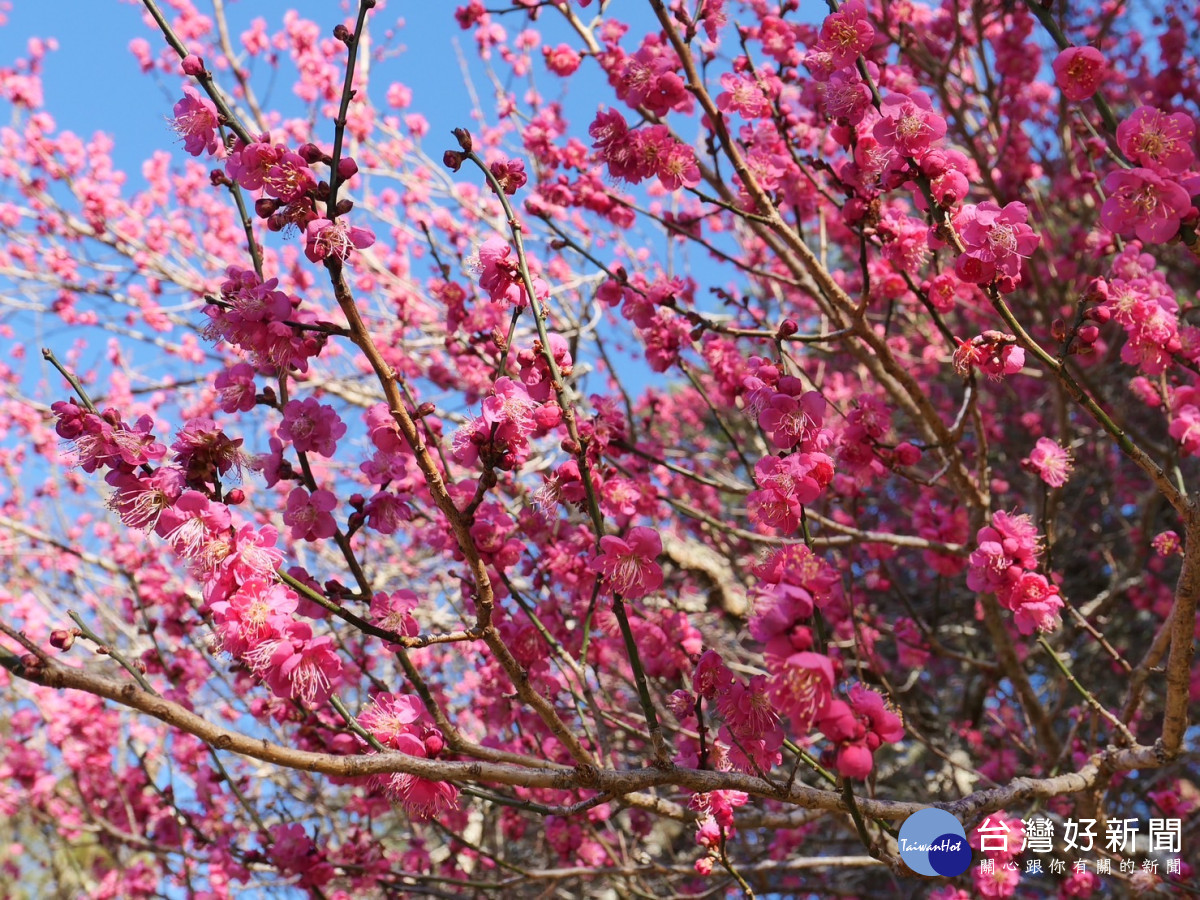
left=423, top=732, right=445, bottom=757
left=894, top=442, right=922, bottom=466
left=337, top=157, right=359, bottom=180
left=1078, top=324, right=1100, bottom=344
left=453, top=127, right=473, bottom=152
left=298, top=142, right=325, bottom=164
left=777, top=318, right=799, bottom=338
left=49, top=629, right=77, bottom=651
left=442, top=150, right=464, bottom=171
left=181, top=54, right=206, bottom=76
left=225, top=489, right=245, bottom=505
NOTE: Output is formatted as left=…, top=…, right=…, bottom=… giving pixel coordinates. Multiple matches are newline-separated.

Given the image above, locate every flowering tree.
left=1, top=0, right=1199, bottom=896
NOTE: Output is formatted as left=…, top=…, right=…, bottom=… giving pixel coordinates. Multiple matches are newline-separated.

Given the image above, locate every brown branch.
left=0, top=648, right=1173, bottom=831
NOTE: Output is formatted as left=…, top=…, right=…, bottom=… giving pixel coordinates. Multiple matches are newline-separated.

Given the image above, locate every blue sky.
left=0, top=1, right=667, bottom=180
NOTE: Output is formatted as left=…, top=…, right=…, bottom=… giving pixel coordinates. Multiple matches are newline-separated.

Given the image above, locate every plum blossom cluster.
left=1099, top=244, right=1188, bottom=376
left=51, top=398, right=352, bottom=708
left=598, top=274, right=696, bottom=373
left=951, top=201, right=1040, bottom=291
left=225, top=134, right=376, bottom=262
left=589, top=108, right=701, bottom=191
left=10, top=0, right=1200, bottom=895
left=742, top=544, right=904, bottom=779
left=173, top=65, right=376, bottom=267
left=1101, top=105, right=1199, bottom=244
left=357, top=693, right=458, bottom=820
left=952, top=331, right=1026, bottom=380
left=452, top=376, right=550, bottom=472
left=742, top=361, right=836, bottom=534
left=967, top=511, right=1063, bottom=634
left=204, top=267, right=324, bottom=372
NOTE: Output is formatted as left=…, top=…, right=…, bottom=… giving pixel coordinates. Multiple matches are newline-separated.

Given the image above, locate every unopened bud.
left=254, top=199, right=280, bottom=222
left=334, top=198, right=354, bottom=216
left=337, top=157, right=359, bottom=180
left=225, top=488, right=245, bottom=505
left=423, top=733, right=445, bottom=757
left=49, top=629, right=77, bottom=651
left=1085, top=304, right=1112, bottom=324
left=298, top=142, right=325, bottom=164
left=333, top=23, right=352, bottom=44
left=417, top=401, right=436, bottom=417
left=181, top=54, right=206, bottom=76
left=1077, top=324, right=1100, bottom=344
left=443, top=150, right=464, bottom=171
left=452, top=127, right=474, bottom=152
left=777, top=318, right=799, bottom=338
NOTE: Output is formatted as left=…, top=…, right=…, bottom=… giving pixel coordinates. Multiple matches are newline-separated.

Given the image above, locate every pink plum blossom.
left=1051, top=47, right=1106, bottom=101
left=591, top=526, right=663, bottom=598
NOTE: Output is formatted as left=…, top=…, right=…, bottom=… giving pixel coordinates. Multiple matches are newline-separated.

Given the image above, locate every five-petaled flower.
left=1023, top=437, right=1073, bottom=488
left=818, top=0, right=874, bottom=71
left=1051, top=47, right=1107, bottom=101
left=304, top=218, right=376, bottom=263
left=1100, top=168, right=1193, bottom=243
left=873, top=90, right=946, bottom=158
left=591, top=526, right=663, bottom=598
left=171, top=85, right=219, bottom=156
left=1116, top=107, right=1196, bottom=174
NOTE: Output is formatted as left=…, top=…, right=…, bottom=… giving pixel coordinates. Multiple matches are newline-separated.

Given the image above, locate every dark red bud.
left=225, top=489, right=245, bottom=505
left=298, top=142, right=325, bottom=164
left=417, top=402, right=436, bottom=417
left=561, top=438, right=581, bottom=454
left=453, top=127, right=474, bottom=152
left=333, top=23, right=352, bottom=44
left=777, top=319, right=799, bottom=338
left=443, top=150, right=464, bottom=171
left=49, top=629, right=77, bottom=651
